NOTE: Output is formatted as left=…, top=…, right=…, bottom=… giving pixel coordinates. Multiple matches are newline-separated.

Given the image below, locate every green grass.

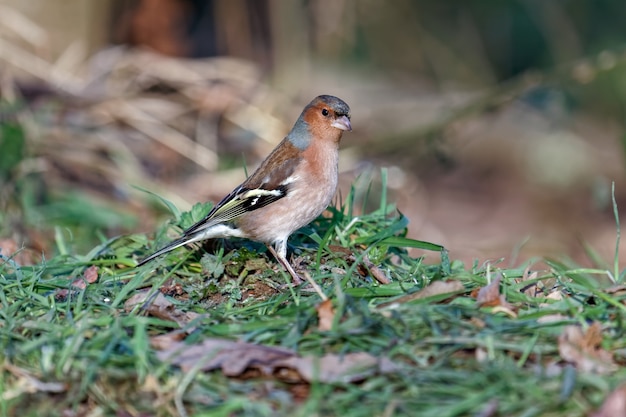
left=1, top=172, right=625, bottom=417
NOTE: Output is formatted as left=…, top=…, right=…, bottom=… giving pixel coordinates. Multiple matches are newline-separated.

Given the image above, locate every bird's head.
left=288, top=95, right=351, bottom=149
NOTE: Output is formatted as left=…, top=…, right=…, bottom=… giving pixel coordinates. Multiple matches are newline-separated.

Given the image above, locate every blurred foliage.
left=0, top=104, right=137, bottom=255
left=397, top=1, right=626, bottom=77
left=310, top=1, right=625, bottom=75
left=1, top=0, right=626, bottom=260
left=0, top=121, right=25, bottom=181
left=342, top=1, right=626, bottom=119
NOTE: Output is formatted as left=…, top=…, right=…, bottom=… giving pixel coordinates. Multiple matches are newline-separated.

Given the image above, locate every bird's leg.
left=267, top=242, right=302, bottom=285
left=268, top=241, right=327, bottom=300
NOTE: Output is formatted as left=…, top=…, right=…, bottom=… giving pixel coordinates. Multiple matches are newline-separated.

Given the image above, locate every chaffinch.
left=138, top=95, right=352, bottom=285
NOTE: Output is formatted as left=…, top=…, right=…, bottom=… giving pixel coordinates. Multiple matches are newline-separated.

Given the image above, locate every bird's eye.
left=321, top=108, right=329, bottom=116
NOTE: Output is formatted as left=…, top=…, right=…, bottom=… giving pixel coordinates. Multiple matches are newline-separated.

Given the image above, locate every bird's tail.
left=136, top=233, right=204, bottom=267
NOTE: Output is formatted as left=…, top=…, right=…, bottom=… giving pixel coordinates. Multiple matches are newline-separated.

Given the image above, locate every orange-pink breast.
left=236, top=139, right=339, bottom=244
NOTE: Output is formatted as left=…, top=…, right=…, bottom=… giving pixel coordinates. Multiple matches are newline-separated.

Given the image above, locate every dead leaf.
left=377, top=279, right=464, bottom=308
left=54, top=289, right=69, bottom=300
left=125, top=289, right=202, bottom=330
left=316, top=299, right=335, bottom=331
left=160, top=279, right=186, bottom=297
left=83, top=265, right=99, bottom=283
left=350, top=254, right=391, bottom=285
left=476, top=274, right=503, bottom=307
left=70, top=265, right=99, bottom=290
left=156, top=339, right=292, bottom=374
left=278, top=352, right=397, bottom=383
left=558, top=323, right=617, bottom=374
left=545, top=290, right=563, bottom=301
left=363, top=256, right=391, bottom=284
left=591, top=384, right=626, bottom=417
left=536, top=288, right=564, bottom=319
left=154, top=338, right=398, bottom=383
left=54, top=265, right=100, bottom=300
left=475, top=274, right=517, bottom=317
left=328, top=245, right=352, bottom=256
left=583, top=322, right=604, bottom=349
left=150, top=331, right=193, bottom=350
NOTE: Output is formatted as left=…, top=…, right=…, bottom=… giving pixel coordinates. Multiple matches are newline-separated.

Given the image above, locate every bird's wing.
left=183, top=185, right=287, bottom=235
left=181, top=144, right=302, bottom=237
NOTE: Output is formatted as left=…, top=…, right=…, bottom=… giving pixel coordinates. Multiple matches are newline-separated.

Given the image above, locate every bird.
left=137, top=95, right=352, bottom=286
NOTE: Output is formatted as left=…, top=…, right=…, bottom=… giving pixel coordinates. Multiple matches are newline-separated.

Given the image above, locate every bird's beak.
left=331, top=115, right=352, bottom=131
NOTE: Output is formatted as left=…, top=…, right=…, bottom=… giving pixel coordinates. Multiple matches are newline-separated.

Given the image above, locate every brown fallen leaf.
left=350, top=254, right=391, bottom=285
left=558, top=323, right=617, bottom=374
left=160, top=279, right=186, bottom=297
left=154, top=338, right=398, bottom=383
left=150, top=331, right=188, bottom=350
left=361, top=255, right=391, bottom=285
left=83, top=265, right=99, bottom=283
left=71, top=265, right=99, bottom=290
left=328, top=245, right=352, bottom=256
left=476, top=274, right=503, bottom=307
left=55, top=265, right=100, bottom=300
left=277, top=352, right=397, bottom=383
left=475, top=274, right=516, bottom=316
left=316, top=299, right=335, bottom=331
left=125, top=289, right=202, bottom=330
left=591, top=384, right=626, bottom=417
left=54, top=289, right=70, bottom=301
left=377, top=279, right=464, bottom=308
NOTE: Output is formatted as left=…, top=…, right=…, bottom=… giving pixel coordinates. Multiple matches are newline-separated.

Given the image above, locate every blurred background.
left=1, top=0, right=626, bottom=268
